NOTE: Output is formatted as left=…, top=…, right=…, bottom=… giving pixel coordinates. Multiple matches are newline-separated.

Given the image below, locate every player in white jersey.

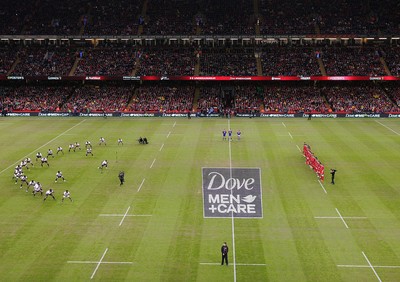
left=74, top=142, right=81, bottom=151
left=117, top=138, right=123, bottom=146
left=32, top=182, right=43, bottom=196
left=86, top=147, right=93, bottom=156
left=26, top=180, right=36, bottom=192
left=99, top=137, right=106, bottom=146
left=25, top=157, right=33, bottom=168
left=43, top=189, right=56, bottom=201
left=19, top=174, right=29, bottom=189
left=41, top=157, right=49, bottom=167
left=47, top=149, right=54, bottom=158
left=57, top=146, right=64, bottom=155
left=68, top=144, right=75, bottom=152
left=55, top=171, right=66, bottom=182
left=98, top=160, right=108, bottom=170
left=36, top=152, right=42, bottom=162
left=85, top=141, right=92, bottom=148
left=62, top=190, right=73, bottom=202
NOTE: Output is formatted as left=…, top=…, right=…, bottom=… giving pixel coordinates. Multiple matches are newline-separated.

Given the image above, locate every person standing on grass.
left=43, top=189, right=56, bottom=201
left=118, top=171, right=125, bottom=186
left=222, top=129, right=227, bottom=140
left=330, top=169, right=337, bottom=184
left=221, top=242, right=229, bottom=266
left=62, top=190, right=73, bottom=202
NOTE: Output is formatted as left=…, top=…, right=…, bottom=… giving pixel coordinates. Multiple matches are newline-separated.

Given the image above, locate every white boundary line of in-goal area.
left=314, top=208, right=367, bottom=229
left=67, top=247, right=133, bottom=280
left=99, top=206, right=152, bottom=226
left=336, top=251, right=400, bottom=282
left=0, top=119, right=87, bottom=176
left=375, top=120, right=400, bottom=136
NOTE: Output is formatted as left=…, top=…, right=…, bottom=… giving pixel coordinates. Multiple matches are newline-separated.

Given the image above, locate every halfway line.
left=159, top=143, right=164, bottom=151
left=167, top=131, right=171, bottom=138
left=288, top=132, right=293, bottom=139
left=0, top=119, right=86, bottom=176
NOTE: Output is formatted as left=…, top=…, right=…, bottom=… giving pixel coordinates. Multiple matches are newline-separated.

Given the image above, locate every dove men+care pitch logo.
left=202, top=168, right=263, bottom=218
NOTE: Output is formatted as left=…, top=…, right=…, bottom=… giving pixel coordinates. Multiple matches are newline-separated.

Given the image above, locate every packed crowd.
left=262, top=86, right=329, bottom=113
left=74, top=47, right=136, bottom=76
left=233, top=86, right=262, bottom=114
left=1, top=0, right=399, bottom=36
left=61, top=86, right=133, bottom=113
left=127, top=86, right=194, bottom=112
left=261, top=46, right=321, bottom=76
left=0, top=86, right=70, bottom=112
left=200, top=48, right=257, bottom=76
left=83, top=0, right=141, bottom=35
left=197, top=87, right=223, bottom=115
left=12, top=46, right=75, bottom=76
left=136, top=47, right=196, bottom=76
left=382, top=46, right=400, bottom=76
left=0, top=47, right=19, bottom=74
left=321, top=47, right=386, bottom=76
left=324, top=86, right=399, bottom=113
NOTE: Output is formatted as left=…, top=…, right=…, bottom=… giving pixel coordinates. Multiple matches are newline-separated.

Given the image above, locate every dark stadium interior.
left=0, top=0, right=399, bottom=116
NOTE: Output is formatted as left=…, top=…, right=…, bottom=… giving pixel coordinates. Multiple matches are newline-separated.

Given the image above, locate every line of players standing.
left=222, top=129, right=241, bottom=141
left=12, top=137, right=122, bottom=203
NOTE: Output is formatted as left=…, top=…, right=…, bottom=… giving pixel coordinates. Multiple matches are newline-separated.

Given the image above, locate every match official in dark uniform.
left=221, top=242, right=229, bottom=266
left=330, top=169, right=337, bottom=184
left=118, top=171, right=125, bottom=186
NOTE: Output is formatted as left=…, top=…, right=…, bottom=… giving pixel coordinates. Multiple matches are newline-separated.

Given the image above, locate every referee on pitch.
left=221, top=242, right=229, bottom=266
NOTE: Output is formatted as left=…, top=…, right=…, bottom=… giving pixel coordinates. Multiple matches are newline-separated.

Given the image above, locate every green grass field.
left=0, top=117, right=400, bottom=282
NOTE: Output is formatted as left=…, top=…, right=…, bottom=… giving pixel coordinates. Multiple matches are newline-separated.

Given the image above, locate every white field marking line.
left=150, top=158, right=156, bottom=169
left=318, top=180, right=327, bottom=194
left=282, top=122, right=286, bottom=128
left=119, top=206, right=131, bottom=226
left=337, top=264, right=400, bottom=269
left=296, top=145, right=301, bottom=152
left=227, top=119, right=237, bottom=282
left=137, top=178, right=145, bottom=192
left=67, top=261, right=133, bottom=264
left=375, top=120, right=400, bottom=136
left=173, top=121, right=176, bottom=127
left=200, top=262, right=266, bottom=266
left=362, top=251, right=383, bottom=282
left=99, top=214, right=152, bottom=217
left=90, top=248, right=108, bottom=279
left=167, top=131, right=171, bottom=138
left=335, top=208, right=349, bottom=229
left=315, top=216, right=367, bottom=219
left=288, top=132, right=293, bottom=139
left=159, top=143, right=164, bottom=151
left=0, top=119, right=86, bottom=176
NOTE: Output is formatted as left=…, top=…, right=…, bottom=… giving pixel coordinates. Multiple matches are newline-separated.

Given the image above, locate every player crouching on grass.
left=43, top=189, right=56, bottom=201
left=98, top=160, right=108, bottom=171
left=32, top=182, right=43, bottom=196
left=55, top=171, right=66, bottom=183
left=62, top=190, right=73, bottom=202
left=41, top=157, right=49, bottom=167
